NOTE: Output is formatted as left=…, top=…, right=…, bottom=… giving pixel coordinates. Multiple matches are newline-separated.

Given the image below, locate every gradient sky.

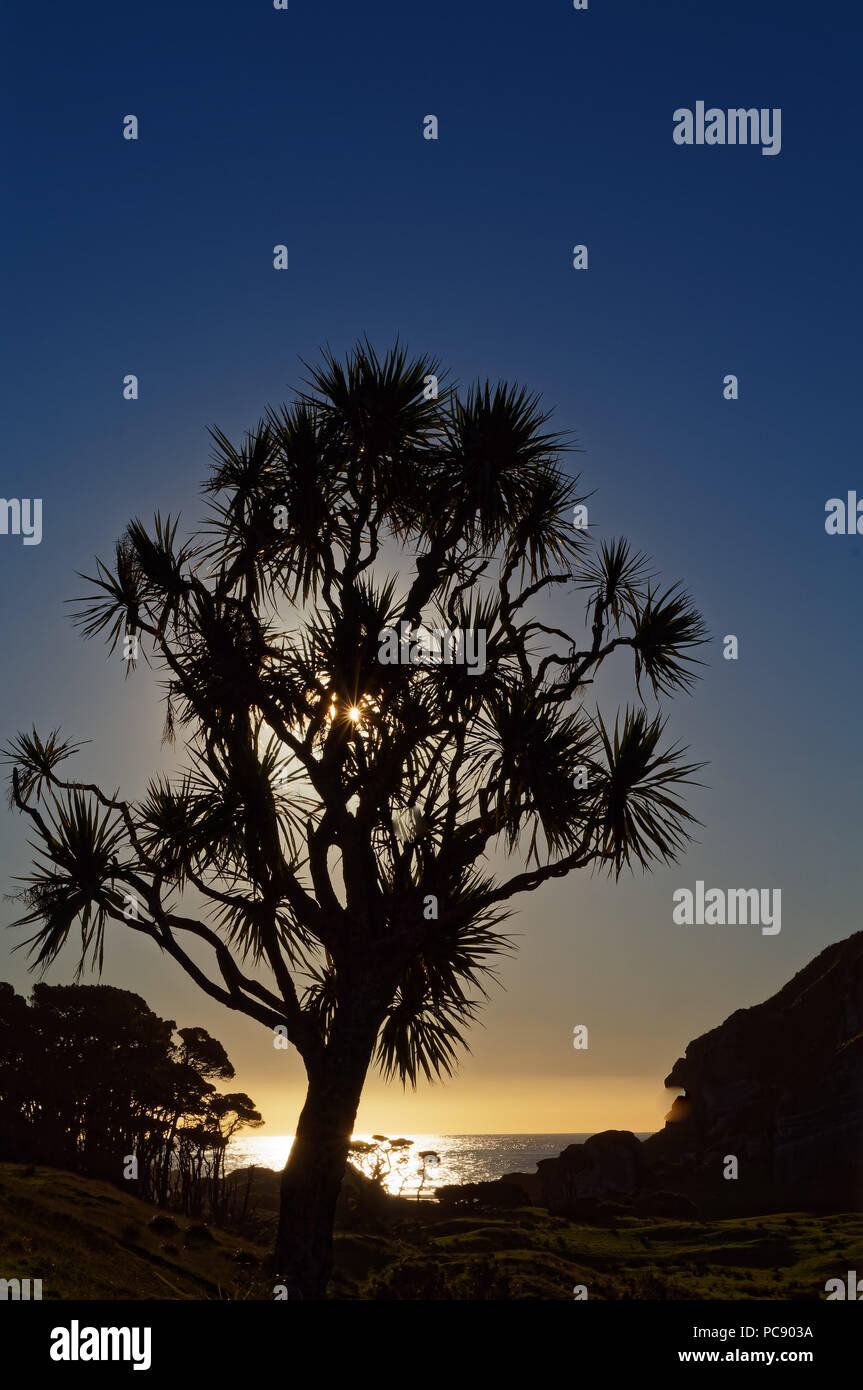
left=1, top=0, right=860, bottom=1135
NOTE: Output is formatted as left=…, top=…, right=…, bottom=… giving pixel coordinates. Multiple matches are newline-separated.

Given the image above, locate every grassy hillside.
left=0, top=1163, right=270, bottom=1300
left=336, top=1206, right=863, bottom=1300
left=1, top=1163, right=859, bottom=1300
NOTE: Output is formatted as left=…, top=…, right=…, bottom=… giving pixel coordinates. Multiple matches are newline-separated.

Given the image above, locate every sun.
left=348, top=706, right=361, bottom=723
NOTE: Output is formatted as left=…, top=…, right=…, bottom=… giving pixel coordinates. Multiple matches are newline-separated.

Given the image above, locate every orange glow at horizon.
left=244, top=1075, right=675, bottom=1138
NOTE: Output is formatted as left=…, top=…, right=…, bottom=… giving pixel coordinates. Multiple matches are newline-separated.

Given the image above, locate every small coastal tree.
left=5, top=341, right=706, bottom=1296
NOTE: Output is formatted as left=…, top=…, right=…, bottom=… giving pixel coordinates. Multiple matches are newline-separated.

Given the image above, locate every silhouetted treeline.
left=0, top=981, right=262, bottom=1217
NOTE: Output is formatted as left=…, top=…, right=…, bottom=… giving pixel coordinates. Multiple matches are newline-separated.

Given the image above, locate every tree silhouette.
left=4, top=341, right=706, bottom=1297
left=0, top=981, right=262, bottom=1213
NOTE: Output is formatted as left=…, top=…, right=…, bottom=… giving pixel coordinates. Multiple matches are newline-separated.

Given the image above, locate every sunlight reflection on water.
left=225, top=1133, right=650, bottom=1196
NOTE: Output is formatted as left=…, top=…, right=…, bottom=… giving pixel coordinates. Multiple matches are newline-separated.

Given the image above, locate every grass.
left=1, top=1162, right=859, bottom=1300
left=334, top=1208, right=863, bottom=1300
left=0, top=1163, right=270, bottom=1300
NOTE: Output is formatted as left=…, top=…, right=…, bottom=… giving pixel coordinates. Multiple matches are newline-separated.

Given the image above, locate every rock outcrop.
left=644, top=929, right=863, bottom=1210
left=535, top=1130, right=654, bottom=1214
left=478, top=931, right=863, bottom=1218
left=435, top=1180, right=530, bottom=1209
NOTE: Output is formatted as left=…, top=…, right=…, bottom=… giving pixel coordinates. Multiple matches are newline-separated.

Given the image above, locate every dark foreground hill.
left=1, top=1162, right=860, bottom=1299
left=0, top=1163, right=268, bottom=1299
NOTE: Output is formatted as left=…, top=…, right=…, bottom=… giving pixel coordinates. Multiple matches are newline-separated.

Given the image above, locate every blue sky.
left=1, top=0, right=860, bottom=1132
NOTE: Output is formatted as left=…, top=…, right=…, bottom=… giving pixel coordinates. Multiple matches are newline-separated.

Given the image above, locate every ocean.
left=225, top=1133, right=653, bottom=1197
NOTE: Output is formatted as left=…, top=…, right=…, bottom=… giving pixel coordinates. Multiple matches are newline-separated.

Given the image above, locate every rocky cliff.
left=490, top=931, right=863, bottom=1218
left=643, top=928, right=863, bottom=1209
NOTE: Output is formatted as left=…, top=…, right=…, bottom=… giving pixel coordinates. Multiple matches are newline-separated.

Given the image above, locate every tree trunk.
left=274, top=1001, right=382, bottom=1299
